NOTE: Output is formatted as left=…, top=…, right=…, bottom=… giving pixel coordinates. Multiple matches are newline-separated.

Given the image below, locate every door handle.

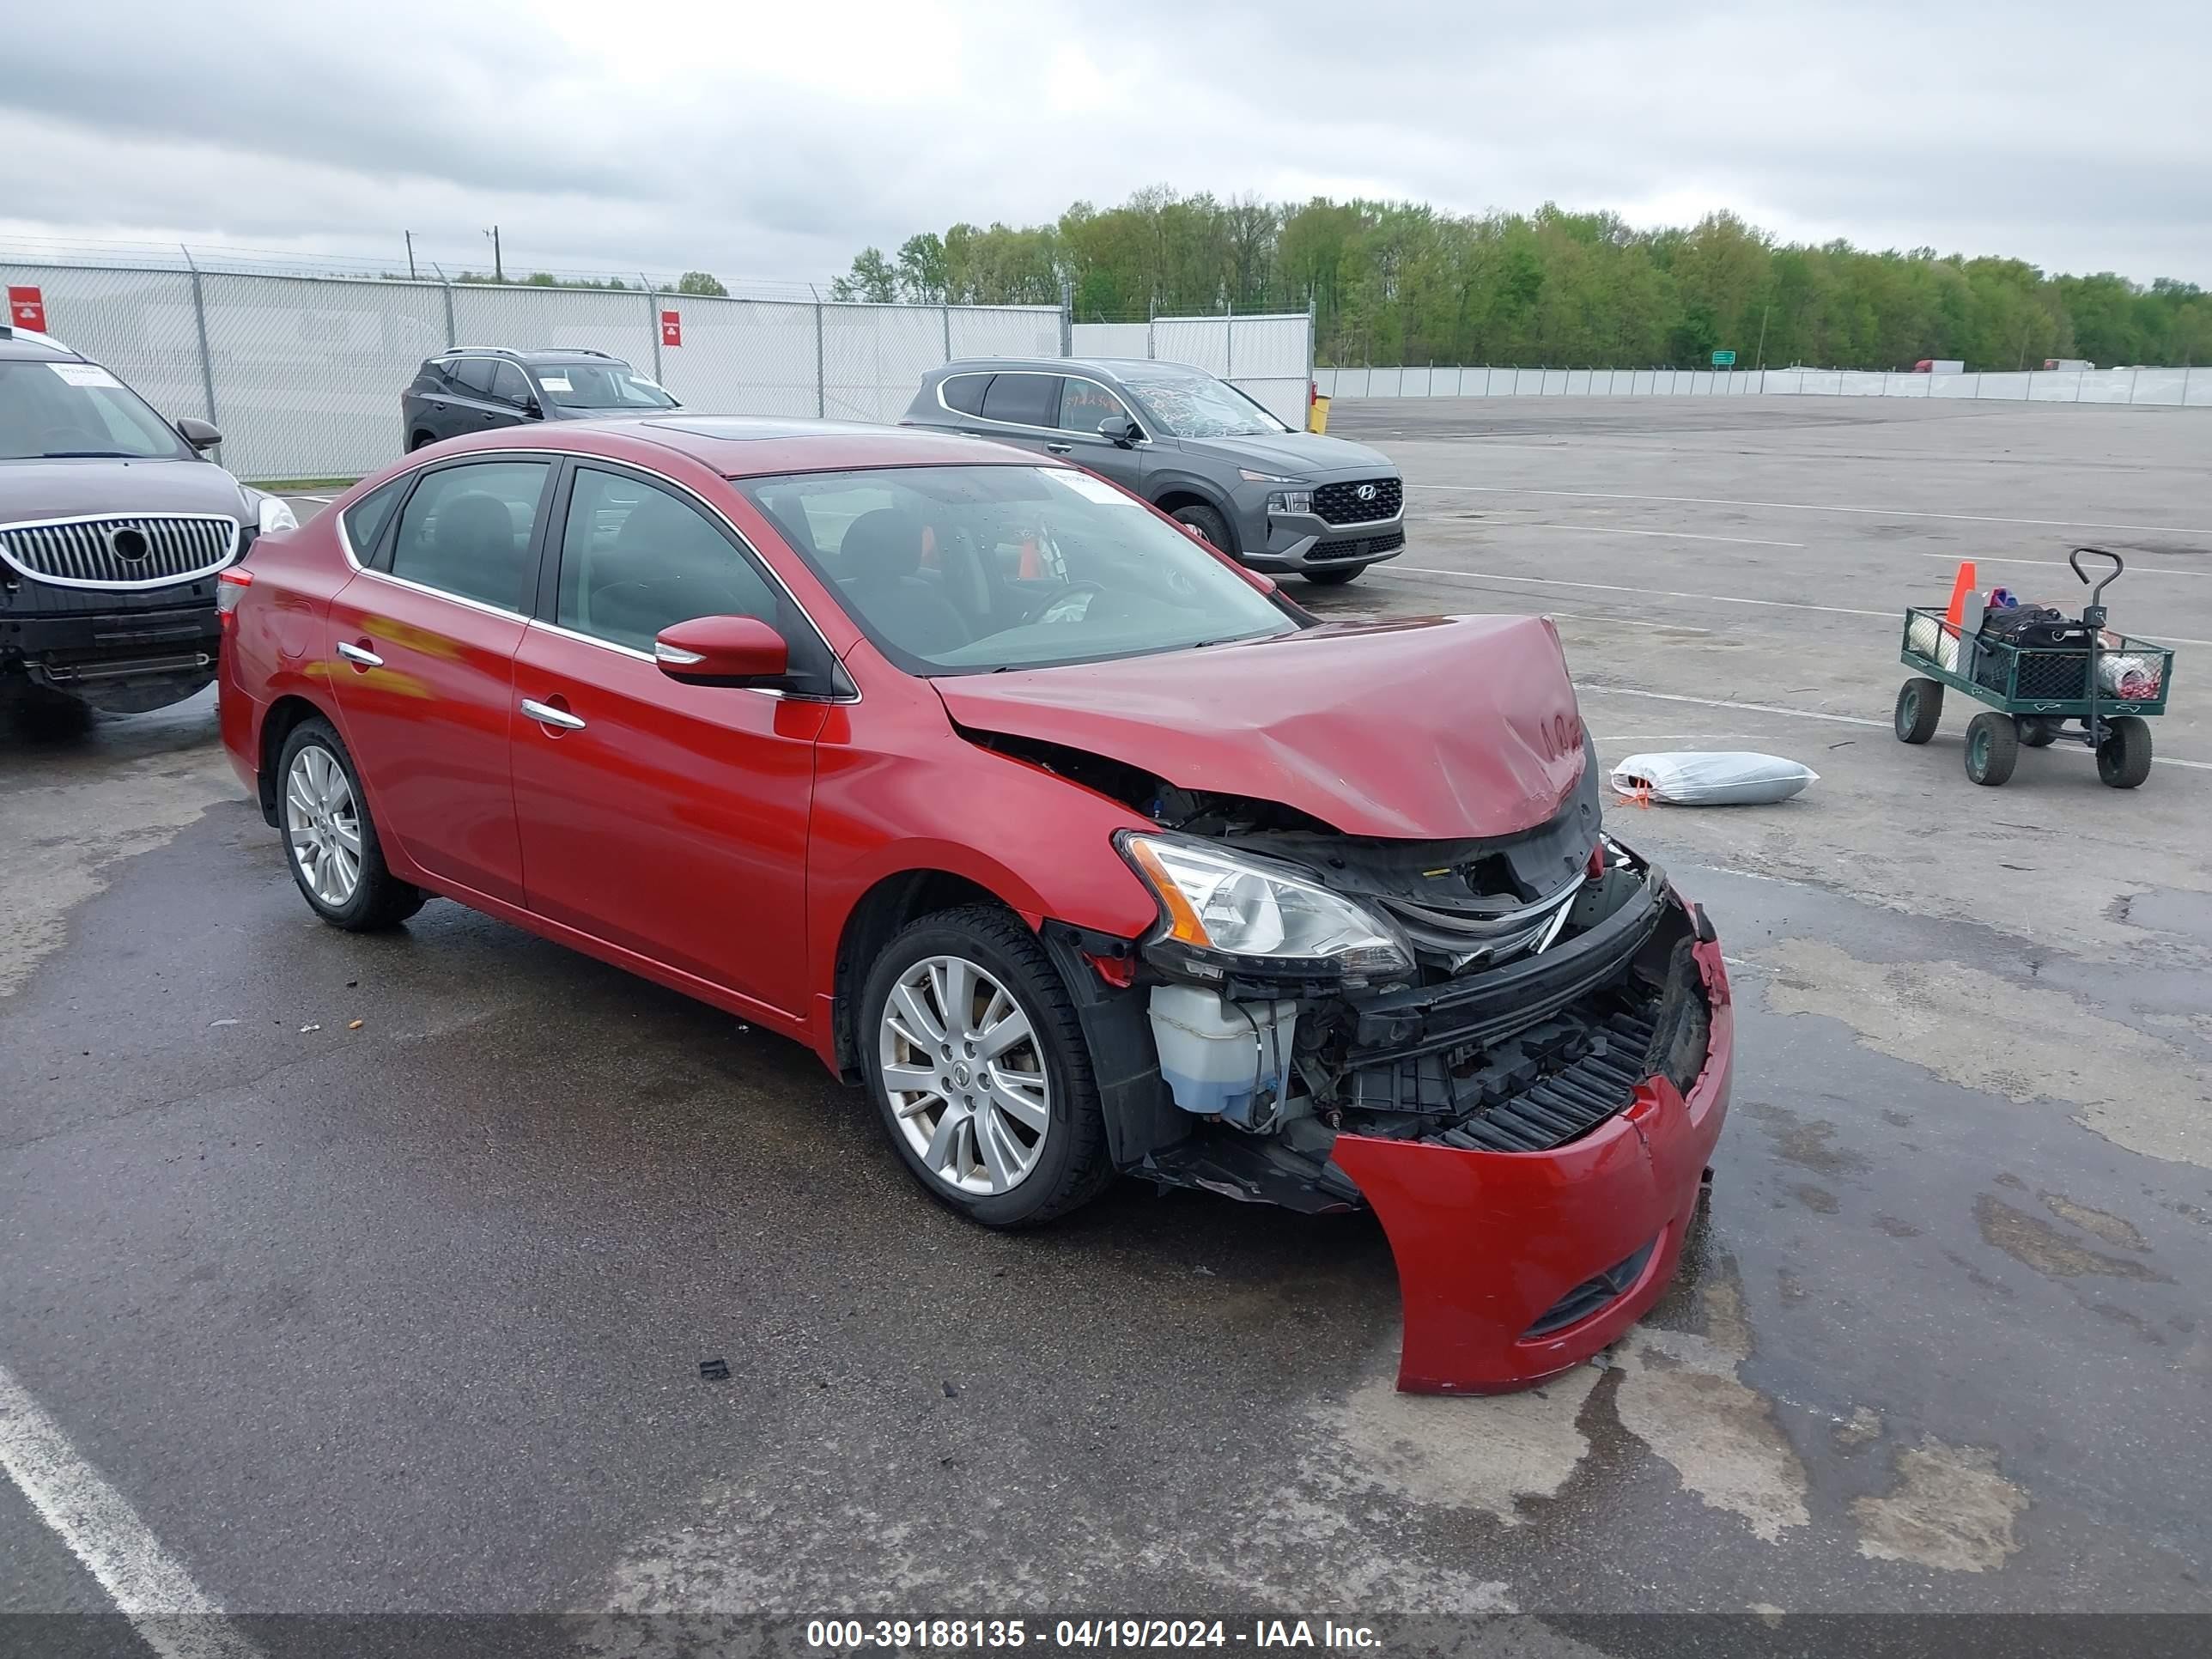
left=520, top=697, right=586, bottom=732
left=1045, top=442, right=1073, bottom=454
left=336, top=641, right=383, bottom=668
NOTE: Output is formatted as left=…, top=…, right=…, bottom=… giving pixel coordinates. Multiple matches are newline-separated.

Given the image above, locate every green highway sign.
left=1711, top=349, right=1736, bottom=366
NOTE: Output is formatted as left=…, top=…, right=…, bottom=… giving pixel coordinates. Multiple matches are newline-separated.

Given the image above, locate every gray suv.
left=901, top=358, right=1404, bottom=585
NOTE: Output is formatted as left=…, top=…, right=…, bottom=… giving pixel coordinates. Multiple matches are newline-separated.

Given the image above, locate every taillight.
left=216, top=567, right=252, bottom=625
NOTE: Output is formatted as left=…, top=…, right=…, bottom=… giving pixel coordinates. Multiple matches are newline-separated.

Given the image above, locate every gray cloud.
left=4, top=0, right=2207, bottom=285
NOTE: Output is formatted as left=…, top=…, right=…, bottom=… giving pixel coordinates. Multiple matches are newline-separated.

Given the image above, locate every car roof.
left=931, top=356, right=1204, bottom=379
left=0, top=327, right=83, bottom=363
left=439, top=346, right=629, bottom=365
left=419, top=415, right=1058, bottom=478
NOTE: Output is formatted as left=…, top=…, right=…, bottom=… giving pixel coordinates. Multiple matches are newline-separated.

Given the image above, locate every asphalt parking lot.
left=3, top=397, right=2209, bottom=1650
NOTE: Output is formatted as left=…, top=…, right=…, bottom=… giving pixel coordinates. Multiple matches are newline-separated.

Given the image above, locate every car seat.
left=838, top=508, right=970, bottom=657
left=586, top=489, right=756, bottom=650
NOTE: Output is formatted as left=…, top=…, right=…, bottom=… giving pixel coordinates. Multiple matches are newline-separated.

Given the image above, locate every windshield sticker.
left=538, top=375, right=574, bottom=392
left=1043, top=470, right=1137, bottom=506
left=47, top=362, right=122, bottom=389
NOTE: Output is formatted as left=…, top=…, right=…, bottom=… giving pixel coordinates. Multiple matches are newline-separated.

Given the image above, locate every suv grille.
left=0, top=515, right=240, bottom=590
left=1312, top=477, right=1401, bottom=526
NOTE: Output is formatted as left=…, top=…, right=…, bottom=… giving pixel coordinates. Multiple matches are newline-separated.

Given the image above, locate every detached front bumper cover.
left=1328, top=930, right=1733, bottom=1393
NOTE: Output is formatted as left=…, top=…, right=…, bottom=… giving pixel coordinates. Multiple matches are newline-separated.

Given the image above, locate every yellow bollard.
left=1308, top=392, right=1331, bottom=434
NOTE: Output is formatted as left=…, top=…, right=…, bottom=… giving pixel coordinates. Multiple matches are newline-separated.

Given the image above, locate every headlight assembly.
left=1117, top=831, right=1411, bottom=980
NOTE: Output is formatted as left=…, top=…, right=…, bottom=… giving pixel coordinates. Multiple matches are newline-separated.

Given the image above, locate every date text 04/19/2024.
left=805, top=1621, right=1383, bottom=1650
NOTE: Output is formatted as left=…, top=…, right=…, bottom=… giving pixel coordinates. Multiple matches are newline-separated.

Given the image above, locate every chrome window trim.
left=0, top=512, right=240, bottom=591
left=936, top=370, right=1148, bottom=445
left=523, top=616, right=857, bottom=705
left=333, top=448, right=851, bottom=696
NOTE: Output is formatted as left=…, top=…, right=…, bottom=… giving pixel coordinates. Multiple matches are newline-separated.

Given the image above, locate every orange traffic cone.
left=1944, top=560, right=1978, bottom=630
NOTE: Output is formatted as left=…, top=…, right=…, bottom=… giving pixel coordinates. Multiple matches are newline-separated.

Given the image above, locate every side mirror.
left=175, top=416, right=222, bottom=451
left=1097, top=414, right=1139, bottom=447
left=521, top=398, right=543, bottom=419
left=654, top=614, right=789, bottom=686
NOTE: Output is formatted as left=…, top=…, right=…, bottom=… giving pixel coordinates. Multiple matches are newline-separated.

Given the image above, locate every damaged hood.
left=936, top=615, right=1589, bottom=839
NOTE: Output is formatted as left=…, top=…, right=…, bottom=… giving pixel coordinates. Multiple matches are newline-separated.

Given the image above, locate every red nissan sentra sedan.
left=217, top=417, right=1732, bottom=1393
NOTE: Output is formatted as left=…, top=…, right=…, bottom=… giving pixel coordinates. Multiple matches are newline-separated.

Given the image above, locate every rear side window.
left=979, top=373, right=1058, bottom=428
left=452, top=359, right=498, bottom=397
left=339, top=477, right=408, bottom=562
left=939, top=374, right=989, bottom=416
left=386, top=460, right=551, bottom=611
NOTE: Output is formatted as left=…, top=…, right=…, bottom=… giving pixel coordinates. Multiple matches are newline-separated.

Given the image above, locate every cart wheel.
left=2096, top=716, right=2153, bottom=789
left=2018, top=718, right=2059, bottom=749
left=1965, top=712, right=2018, bottom=786
left=1894, top=678, right=1943, bottom=744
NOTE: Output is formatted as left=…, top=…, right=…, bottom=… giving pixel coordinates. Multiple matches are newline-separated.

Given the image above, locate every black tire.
left=409, top=430, right=437, bottom=452
left=1893, top=678, right=1943, bottom=744
left=1169, top=502, right=1234, bottom=556
left=2096, top=715, right=2153, bottom=789
left=1964, top=711, right=2018, bottom=786
left=275, top=718, right=428, bottom=930
left=1304, top=567, right=1361, bottom=586
left=2018, top=718, right=2060, bottom=749
left=859, top=904, right=1113, bottom=1230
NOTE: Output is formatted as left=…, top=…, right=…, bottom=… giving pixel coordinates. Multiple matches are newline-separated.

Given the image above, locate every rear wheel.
left=2096, top=716, right=2153, bottom=789
left=2018, top=718, right=2060, bottom=748
left=1169, top=502, right=1233, bottom=556
left=1305, top=567, right=1361, bottom=586
left=409, top=430, right=436, bottom=452
left=1893, top=678, right=1943, bottom=744
left=860, top=905, right=1111, bottom=1229
left=1964, top=712, right=2018, bottom=786
left=276, top=719, right=427, bottom=930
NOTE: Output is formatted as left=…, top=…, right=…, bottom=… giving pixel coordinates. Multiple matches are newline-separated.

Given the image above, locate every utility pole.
left=404, top=231, right=416, bottom=281
left=484, top=225, right=503, bottom=283
left=1753, top=304, right=1772, bottom=372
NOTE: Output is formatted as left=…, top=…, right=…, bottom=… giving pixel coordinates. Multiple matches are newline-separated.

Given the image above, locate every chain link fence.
left=1316, top=363, right=2212, bottom=407
left=3, top=258, right=1061, bottom=481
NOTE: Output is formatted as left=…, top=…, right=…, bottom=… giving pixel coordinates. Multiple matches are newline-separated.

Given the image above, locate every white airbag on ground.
left=1610, top=751, right=1819, bottom=806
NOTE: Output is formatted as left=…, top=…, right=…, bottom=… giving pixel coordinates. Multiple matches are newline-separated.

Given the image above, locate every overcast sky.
left=5, top=0, right=2207, bottom=288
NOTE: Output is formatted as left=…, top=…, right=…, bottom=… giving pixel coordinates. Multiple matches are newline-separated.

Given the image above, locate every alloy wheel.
left=878, top=954, right=1050, bottom=1195
left=285, top=744, right=362, bottom=907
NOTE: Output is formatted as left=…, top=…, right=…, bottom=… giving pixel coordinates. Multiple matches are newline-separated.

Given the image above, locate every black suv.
left=2, top=323, right=290, bottom=717
left=401, top=348, right=678, bottom=451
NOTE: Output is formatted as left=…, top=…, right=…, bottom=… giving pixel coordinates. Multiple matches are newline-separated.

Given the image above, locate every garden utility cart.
left=1893, top=548, right=2172, bottom=788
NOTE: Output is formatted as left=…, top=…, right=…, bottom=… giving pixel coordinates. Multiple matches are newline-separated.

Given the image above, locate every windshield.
left=0, top=359, right=190, bottom=459
left=1117, top=368, right=1288, bottom=439
left=738, top=465, right=1297, bottom=674
left=537, top=362, right=677, bottom=410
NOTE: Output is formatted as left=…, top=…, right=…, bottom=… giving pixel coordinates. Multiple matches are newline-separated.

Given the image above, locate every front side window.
left=978, top=373, right=1059, bottom=428
left=490, top=362, right=535, bottom=408
left=386, top=460, right=550, bottom=611
left=1056, top=378, right=1135, bottom=436
left=556, top=466, right=777, bottom=652
left=0, top=360, right=190, bottom=460
left=736, top=464, right=1294, bottom=674
left=1117, top=368, right=1287, bottom=439
left=535, top=363, right=676, bottom=410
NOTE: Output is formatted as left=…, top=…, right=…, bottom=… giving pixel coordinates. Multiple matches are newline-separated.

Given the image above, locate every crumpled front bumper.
left=1328, top=933, right=1733, bottom=1393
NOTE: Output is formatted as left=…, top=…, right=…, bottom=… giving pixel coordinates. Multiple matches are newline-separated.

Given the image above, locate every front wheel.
left=1894, top=678, right=1943, bottom=744
left=860, top=905, right=1112, bottom=1229
left=1304, top=567, right=1362, bottom=586
left=1169, top=502, right=1233, bottom=556
left=2096, top=716, right=2153, bottom=789
left=1964, top=711, right=2019, bottom=786
left=276, top=719, right=427, bottom=930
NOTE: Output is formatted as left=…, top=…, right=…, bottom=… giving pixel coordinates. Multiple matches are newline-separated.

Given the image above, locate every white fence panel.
left=1069, top=321, right=1151, bottom=358
left=947, top=306, right=1062, bottom=362
left=655, top=298, right=816, bottom=416
left=3, top=262, right=212, bottom=425
left=449, top=284, right=655, bottom=368
left=822, top=303, right=945, bottom=423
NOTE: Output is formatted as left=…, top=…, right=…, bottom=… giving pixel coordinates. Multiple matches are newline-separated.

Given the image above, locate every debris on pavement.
left=299, top=1024, right=321, bottom=1034
left=698, top=1358, right=730, bottom=1382
left=348, top=1019, right=364, bottom=1030
left=1610, top=751, right=1819, bottom=806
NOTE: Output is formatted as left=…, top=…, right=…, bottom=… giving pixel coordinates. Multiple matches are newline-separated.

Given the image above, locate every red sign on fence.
left=7, top=287, right=45, bottom=331
left=660, top=310, right=682, bottom=348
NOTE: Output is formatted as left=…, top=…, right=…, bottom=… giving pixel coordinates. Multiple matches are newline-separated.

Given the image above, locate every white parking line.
left=1413, top=483, right=2212, bottom=537
left=0, top=1360, right=266, bottom=1659
left=1389, top=564, right=1890, bottom=619
left=1577, top=685, right=2212, bottom=771
left=1922, top=552, right=2211, bottom=579
left=1518, top=522, right=1806, bottom=549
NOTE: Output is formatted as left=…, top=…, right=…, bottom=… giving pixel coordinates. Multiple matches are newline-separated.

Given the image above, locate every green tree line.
left=828, top=190, right=2212, bottom=371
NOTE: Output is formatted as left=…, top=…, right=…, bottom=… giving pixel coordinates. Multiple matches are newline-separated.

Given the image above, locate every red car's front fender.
left=1331, top=938, right=1734, bottom=1393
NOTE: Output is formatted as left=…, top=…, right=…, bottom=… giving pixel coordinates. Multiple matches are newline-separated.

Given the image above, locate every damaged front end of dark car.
left=972, top=709, right=1732, bottom=1395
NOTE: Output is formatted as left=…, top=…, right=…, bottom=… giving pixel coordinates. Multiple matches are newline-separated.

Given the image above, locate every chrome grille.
left=1312, top=477, right=1402, bottom=526
left=1377, top=872, right=1585, bottom=969
left=0, top=514, right=239, bottom=590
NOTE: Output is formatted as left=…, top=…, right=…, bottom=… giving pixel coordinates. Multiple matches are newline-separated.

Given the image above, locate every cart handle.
left=2070, top=546, right=2124, bottom=606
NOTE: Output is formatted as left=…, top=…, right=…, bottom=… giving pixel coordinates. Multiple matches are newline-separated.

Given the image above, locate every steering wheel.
left=1025, top=581, right=1107, bottom=625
